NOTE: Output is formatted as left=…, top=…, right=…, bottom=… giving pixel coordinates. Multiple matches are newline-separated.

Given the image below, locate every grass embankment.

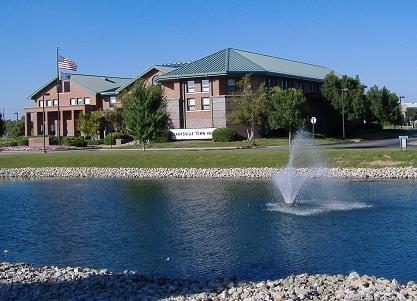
left=0, top=148, right=416, bottom=168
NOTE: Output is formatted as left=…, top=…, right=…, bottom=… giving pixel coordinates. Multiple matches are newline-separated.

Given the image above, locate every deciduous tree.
left=228, top=75, right=268, bottom=144
left=121, top=80, right=168, bottom=151
left=268, top=87, right=308, bottom=148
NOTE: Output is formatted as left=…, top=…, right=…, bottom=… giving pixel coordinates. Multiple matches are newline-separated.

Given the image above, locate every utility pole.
left=399, top=96, right=405, bottom=130
left=341, top=88, right=349, bottom=140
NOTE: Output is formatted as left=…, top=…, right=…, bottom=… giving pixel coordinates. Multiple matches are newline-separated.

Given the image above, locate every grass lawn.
left=114, top=137, right=342, bottom=149
left=0, top=148, right=416, bottom=168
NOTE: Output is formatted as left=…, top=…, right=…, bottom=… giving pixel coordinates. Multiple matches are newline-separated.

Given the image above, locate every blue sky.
left=1, top=0, right=417, bottom=118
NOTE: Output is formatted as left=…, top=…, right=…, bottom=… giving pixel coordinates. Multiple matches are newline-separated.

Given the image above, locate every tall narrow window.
left=110, top=96, right=116, bottom=108
left=187, top=80, right=195, bottom=93
left=39, top=101, right=44, bottom=107
left=187, top=98, right=195, bottom=111
left=53, top=99, right=58, bottom=106
left=84, top=97, right=91, bottom=105
left=310, top=83, right=317, bottom=93
left=202, top=79, right=210, bottom=92
left=70, top=98, right=77, bottom=106
left=227, top=79, right=236, bottom=91
left=47, top=100, right=52, bottom=106
left=281, top=80, right=288, bottom=90
left=202, top=97, right=210, bottom=110
left=63, top=81, right=70, bottom=93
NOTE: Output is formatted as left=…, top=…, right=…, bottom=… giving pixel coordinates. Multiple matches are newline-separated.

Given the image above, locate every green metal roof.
left=157, top=48, right=336, bottom=82
left=114, top=63, right=188, bottom=94
left=28, top=74, right=131, bottom=99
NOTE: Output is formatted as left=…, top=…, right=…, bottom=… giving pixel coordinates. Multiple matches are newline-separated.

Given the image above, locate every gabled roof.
left=28, top=74, right=131, bottom=99
left=157, top=48, right=336, bottom=82
left=114, top=63, right=189, bottom=94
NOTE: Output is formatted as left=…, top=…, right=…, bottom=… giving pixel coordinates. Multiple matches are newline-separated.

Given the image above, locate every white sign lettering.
left=170, top=128, right=216, bottom=140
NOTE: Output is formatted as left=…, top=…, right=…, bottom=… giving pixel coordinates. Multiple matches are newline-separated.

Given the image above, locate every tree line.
left=228, top=73, right=401, bottom=146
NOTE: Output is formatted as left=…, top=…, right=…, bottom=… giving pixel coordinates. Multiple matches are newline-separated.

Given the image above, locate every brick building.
left=25, top=48, right=336, bottom=138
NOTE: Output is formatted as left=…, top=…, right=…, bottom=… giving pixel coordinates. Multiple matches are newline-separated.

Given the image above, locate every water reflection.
left=0, top=178, right=417, bottom=282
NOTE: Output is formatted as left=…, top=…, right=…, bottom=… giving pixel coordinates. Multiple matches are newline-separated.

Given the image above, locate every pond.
left=0, top=178, right=416, bottom=282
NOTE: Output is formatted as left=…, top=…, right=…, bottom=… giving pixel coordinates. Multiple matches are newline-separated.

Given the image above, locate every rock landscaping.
left=0, top=263, right=416, bottom=300
left=1, top=167, right=417, bottom=179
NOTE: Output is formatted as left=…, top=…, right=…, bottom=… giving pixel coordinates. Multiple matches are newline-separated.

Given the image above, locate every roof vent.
left=104, top=77, right=115, bottom=83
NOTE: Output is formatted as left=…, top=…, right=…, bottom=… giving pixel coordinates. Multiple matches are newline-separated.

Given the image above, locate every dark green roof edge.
left=157, top=48, right=337, bottom=82
left=28, top=73, right=131, bottom=100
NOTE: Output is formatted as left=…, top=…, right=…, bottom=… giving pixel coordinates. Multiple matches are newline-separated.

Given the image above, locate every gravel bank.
left=0, top=263, right=416, bottom=300
left=1, top=167, right=417, bottom=179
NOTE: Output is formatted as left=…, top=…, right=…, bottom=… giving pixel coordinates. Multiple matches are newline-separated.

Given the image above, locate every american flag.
left=58, top=55, right=78, bottom=71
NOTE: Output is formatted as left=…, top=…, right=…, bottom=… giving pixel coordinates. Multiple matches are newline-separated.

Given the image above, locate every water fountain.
left=272, top=130, right=321, bottom=205
left=270, top=130, right=371, bottom=215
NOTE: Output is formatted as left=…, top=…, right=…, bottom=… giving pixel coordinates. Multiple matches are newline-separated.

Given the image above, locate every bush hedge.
left=212, top=128, right=237, bottom=142
left=104, top=132, right=131, bottom=145
left=16, top=137, right=29, bottom=146
left=152, top=130, right=173, bottom=143
left=61, top=136, right=87, bottom=147
left=86, top=139, right=104, bottom=145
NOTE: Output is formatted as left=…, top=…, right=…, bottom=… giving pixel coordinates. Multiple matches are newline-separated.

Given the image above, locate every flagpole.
left=56, top=46, right=61, bottom=145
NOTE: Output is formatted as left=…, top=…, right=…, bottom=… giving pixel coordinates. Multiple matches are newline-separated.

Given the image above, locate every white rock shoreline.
left=0, top=262, right=416, bottom=300
left=1, top=167, right=417, bottom=180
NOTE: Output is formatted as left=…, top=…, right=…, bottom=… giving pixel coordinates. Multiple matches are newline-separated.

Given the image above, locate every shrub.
left=152, top=130, right=173, bottom=143
left=86, top=139, right=104, bottom=145
left=16, top=137, right=29, bottom=146
left=0, top=140, right=17, bottom=147
left=104, top=132, right=131, bottom=145
left=212, top=128, right=237, bottom=142
left=48, top=136, right=59, bottom=145
left=62, top=136, right=87, bottom=147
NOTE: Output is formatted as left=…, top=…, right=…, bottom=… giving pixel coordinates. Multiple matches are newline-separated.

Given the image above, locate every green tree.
left=321, top=73, right=368, bottom=125
left=268, top=87, right=308, bottom=148
left=78, top=111, right=105, bottom=139
left=0, top=114, right=4, bottom=137
left=7, top=117, right=25, bottom=137
left=121, top=80, right=168, bottom=151
left=367, top=85, right=400, bottom=125
left=227, top=75, right=268, bottom=144
left=103, top=109, right=124, bottom=133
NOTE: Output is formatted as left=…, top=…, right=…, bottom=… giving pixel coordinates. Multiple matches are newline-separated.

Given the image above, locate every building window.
left=202, top=97, right=210, bottom=110
left=110, top=96, right=116, bottom=108
left=227, top=79, right=236, bottom=91
left=310, top=83, right=317, bottom=93
left=63, top=81, right=70, bottom=93
left=47, top=100, right=52, bottom=106
left=53, top=99, right=58, bottom=106
left=84, top=97, right=91, bottom=105
left=281, top=80, right=288, bottom=90
left=70, top=98, right=77, bottom=106
left=50, top=124, right=55, bottom=133
left=202, top=79, right=210, bottom=92
left=77, top=98, right=84, bottom=105
left=187, top=98, right=195, bottom=111
left=187, top=80, right=195, bottom=93
left=39, top=101, right=44, bottom=107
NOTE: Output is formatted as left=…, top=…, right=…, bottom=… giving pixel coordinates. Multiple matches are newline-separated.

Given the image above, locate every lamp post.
left=399, top=96, right=405, bottom=130
left=13, top=113, right=19, bottom=138
left=341, top=88, right=349, bottom=139
left=42, top=93, right=50, bottom=153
